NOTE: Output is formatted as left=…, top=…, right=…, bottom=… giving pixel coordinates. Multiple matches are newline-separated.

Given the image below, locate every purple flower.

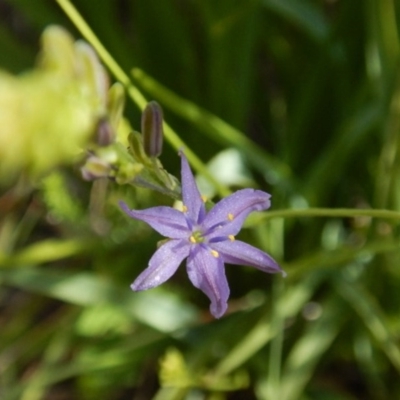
left=120, top=151, right=285, bottom=318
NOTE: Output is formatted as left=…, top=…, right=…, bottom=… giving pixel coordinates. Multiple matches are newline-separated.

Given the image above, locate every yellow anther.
left=228, top=235, right=235, bottom=241
left=182, top=205, right=188, bottom=213
left=201, top=195, right=207, bottom=203
left=210, top=249, right=219, bottom=258
left=189, top=236, right=197, bottom=243
left=228, top=213, right=234, bottom=221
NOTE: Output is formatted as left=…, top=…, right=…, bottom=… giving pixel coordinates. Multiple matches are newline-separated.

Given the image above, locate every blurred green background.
left=1, top=0, right=400, bottom=399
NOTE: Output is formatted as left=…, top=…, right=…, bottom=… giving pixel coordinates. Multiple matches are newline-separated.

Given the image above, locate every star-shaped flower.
left=120, top=151, right=285, bottom=318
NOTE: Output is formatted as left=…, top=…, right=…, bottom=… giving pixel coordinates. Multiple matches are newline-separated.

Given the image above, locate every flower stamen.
left=228, top=235, right=235, bottom=241
left=228, top=213, right=234, bottom=221
left=210, top=249, right=219, bottom=258
left=190, top=230, right=204, bottom=244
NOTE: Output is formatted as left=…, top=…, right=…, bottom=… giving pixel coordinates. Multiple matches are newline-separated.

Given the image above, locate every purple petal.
left=131, top=239, right=190, bottom=290
left=203, top=189, right=271, bottom=238
left=186, top=245, right=230, bottom=318
left=119, top=200, right=189, bottom=239
left=179, top=150, right=206, bottom=224
left=212, top=240, right=285, bottom=275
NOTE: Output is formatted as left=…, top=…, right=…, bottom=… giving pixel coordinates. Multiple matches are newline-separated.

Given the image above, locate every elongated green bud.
left=141, top=101, right=163, bottom=157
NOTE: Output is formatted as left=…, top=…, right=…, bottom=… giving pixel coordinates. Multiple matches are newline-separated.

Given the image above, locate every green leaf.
left=261, top=0, right=329, bottom=42
left=0, top=267, right=198, bottom=332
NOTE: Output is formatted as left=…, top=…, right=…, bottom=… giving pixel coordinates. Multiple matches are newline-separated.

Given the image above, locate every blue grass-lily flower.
left=120, top=151, right=285, bottom=318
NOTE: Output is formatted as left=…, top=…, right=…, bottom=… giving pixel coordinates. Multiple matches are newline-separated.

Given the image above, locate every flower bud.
left=141, top=101, right=163, bottom=157
left=81, top=156, right=112, bottom=180
left=95, top=117, right=115, bottom=146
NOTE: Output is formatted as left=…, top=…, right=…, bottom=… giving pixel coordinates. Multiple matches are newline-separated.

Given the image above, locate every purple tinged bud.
left=141, top=101, right=163, bottom=157
left=96, top=117, right=115, bottom=146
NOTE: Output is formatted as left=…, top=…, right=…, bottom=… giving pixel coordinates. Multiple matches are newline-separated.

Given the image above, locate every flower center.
left=189, top=230, right=204, bottom=244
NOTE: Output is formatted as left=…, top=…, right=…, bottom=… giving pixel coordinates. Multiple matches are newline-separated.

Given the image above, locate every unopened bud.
left=96, top=117, right=115, bottom=146
left=141, top=101, right=163, bottom=157
left=81, top=156, right=112, bottom=180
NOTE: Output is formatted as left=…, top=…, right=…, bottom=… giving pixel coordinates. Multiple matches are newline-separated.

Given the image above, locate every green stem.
left=266, top=219, right=284, bottom=399
left=265, top=278, right=284, bottom=400
left=249, top=207, right=400, bottom=223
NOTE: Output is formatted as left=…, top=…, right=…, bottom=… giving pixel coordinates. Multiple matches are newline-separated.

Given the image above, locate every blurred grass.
left=1, top=0, right=400, bottom=399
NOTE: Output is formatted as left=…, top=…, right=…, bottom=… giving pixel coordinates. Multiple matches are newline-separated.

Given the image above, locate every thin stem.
left=266, top=218, right=285, bottom=400
left=266, top=278, right=284, bottom=400
left=251, top=207, right=400, bottom=222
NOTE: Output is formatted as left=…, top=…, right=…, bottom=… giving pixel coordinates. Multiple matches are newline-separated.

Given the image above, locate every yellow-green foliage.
left=41, top=172, right=83, bottom=223
left=0, top=26, right=108, bottom=185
